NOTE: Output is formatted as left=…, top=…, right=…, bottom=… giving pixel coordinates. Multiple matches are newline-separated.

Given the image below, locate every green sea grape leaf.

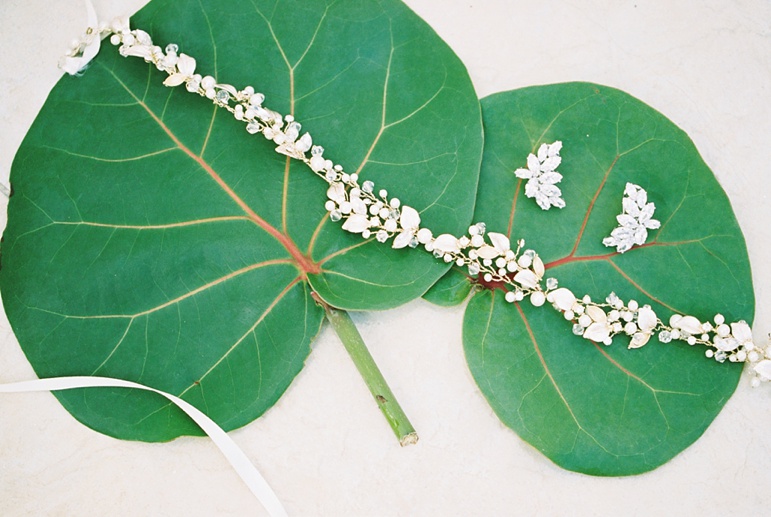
left=462, top=83, right=754, bottom=475
left=421, top=266, right=471, bottom=306
left=0, top=0, right=482, bottom=442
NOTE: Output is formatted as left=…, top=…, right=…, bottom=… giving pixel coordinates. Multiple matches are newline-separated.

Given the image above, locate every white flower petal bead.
left=583, top=322, right=611, bottom=343
left=392, top=231, right=414, bottom=249
left=549, top=288, right=576, bottom=312
left=476, top=245, right=501, bottom=259
left=730, top=321, right=753, bottom=344
left=628, top=332, right=651, bottom=349
left=326, top=182, right=346, bottom=203
left=586, top=305, right=607, bottom=324
left=636, top=306, right=658, bottom=333
left=432, top=234, right=461, bottom=253
left=513, top=270, right=538, bottom=290
left=533, top=255, right=545, bottom=278
left=714, top=337, right=740, bottom=352
left=673, top=315, right=703, bottom=336
left=399, top=206, right=420, bottom=230
left=487, top=232, right=510, bottom=253
left=754, top=360, right=771, bottom=381
left=341, top=214, right=369, bottom=234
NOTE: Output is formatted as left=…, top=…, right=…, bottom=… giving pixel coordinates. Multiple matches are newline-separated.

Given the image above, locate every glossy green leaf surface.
left=462, top=83, right=753, bottom=475
left=421, top=266, right=471, bottom=306
left=0, top=0, right=482, bottom=441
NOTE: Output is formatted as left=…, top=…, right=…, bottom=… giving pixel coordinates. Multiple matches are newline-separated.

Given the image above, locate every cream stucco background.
left=1, top=1, right=769, bottom=515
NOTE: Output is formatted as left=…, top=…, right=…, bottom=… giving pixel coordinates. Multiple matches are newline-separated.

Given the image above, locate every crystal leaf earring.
left=514, top=141, right=566, bottom=210
left=602, top=182, right=660, bottom=253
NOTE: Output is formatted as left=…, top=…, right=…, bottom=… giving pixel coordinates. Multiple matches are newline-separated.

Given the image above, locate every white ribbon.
left=0, top=376, right=288, bottom=517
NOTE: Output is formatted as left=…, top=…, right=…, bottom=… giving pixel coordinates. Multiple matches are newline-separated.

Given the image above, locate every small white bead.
left=379, top=189, right=388, bottom=198
left=627, top=300, right=639, bottom=311
left=417, top=228, right=433, bottom=244
left=714, top=314, right=725, bottom=325
left=505, top=291, right=516, bottom=303
left=390, top=198, right=401, bottom=208
left=483, top=273, right=493, bottom=282
left=530, top=291, right=546, bottom=307
left=564, top=310, right=575, bottom=320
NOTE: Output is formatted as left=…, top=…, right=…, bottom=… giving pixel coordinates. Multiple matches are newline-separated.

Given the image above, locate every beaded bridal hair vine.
left=60, top=15, right=771, bottom=386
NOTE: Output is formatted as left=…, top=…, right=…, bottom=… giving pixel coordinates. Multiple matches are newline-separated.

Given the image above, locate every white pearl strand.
left=67, top=20, right=769, bottom=386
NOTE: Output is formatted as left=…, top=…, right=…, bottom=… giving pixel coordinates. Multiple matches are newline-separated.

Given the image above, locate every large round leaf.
left=460, top=83, right=753, bottom=475
left=0, top=0, right=482, bottom=441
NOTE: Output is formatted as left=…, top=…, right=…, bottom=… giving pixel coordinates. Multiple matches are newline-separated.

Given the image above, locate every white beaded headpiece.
left=59, top=13, right=770, bottom=385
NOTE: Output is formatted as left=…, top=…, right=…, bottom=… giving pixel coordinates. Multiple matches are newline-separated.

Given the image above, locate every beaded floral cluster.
left=63, top=19, right=771, bottom=386
left=602, top=182, right=661, bottom=253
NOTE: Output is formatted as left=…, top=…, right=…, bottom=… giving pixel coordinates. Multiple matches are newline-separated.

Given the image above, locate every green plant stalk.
left=322, top=303, right=418, bottom=446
